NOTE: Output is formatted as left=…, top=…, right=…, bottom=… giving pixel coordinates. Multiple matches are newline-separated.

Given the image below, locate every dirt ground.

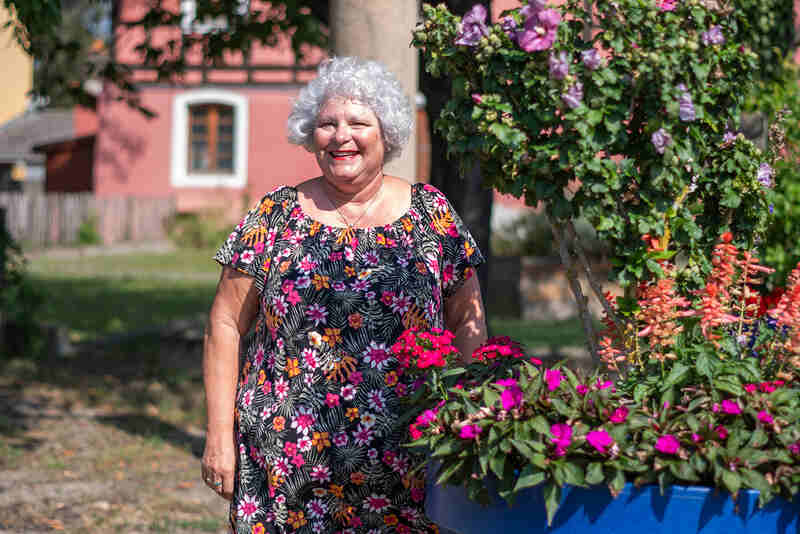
left=0, top=337, right=231, bottom=533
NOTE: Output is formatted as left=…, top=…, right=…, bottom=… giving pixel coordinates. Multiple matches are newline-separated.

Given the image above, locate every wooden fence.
left=0, top=193, right=177, bottom=247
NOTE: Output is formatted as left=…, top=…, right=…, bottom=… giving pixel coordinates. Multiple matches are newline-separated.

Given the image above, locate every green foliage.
left=164, top=211, right=230, bottom=250
left=77, top=214, right=101, bottom=246
left=492, top=212, right=606, bottom=258
left=0, top=215, right=43, bottom=357
left=414, top=0, right=777, bottom=289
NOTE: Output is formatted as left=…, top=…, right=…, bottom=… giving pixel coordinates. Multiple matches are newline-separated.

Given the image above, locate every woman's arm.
left=444, top=274, right=488, bottom=365
left=201, top=266, right=259, bottom=500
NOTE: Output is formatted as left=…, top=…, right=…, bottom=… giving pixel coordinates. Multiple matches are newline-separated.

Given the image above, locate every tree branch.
left=544, top=211, right=600, bottom=363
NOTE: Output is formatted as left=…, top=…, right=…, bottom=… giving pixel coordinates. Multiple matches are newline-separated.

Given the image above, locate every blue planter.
left=426, top=478, right=800, bottom=534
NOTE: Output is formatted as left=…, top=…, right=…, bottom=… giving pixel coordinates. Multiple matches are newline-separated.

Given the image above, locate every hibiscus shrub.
left=413, top=0, right=779, bottom=291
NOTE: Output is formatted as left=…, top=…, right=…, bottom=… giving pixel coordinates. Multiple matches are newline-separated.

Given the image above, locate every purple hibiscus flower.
left=677, top=84, right=696, bottom=122
left=549, top=51, right=570, bottom=80
left=757, top=163, right=774, bottom=188
left=455, top=4, right=489, bottom=47
left=581, top=49, right=602, bottom=70
left=562, top=82, right=583, bottom=109
left=723, top=130, right=737, bottom=143
left=517, top=8, right=561, bottom=52
left=701, top=25, right=725, bottom=46
left=651, top=128, right=672, bottom=154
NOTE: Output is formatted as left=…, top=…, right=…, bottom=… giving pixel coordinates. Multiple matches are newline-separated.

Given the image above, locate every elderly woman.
left=202, top=56, right=487, bottom=534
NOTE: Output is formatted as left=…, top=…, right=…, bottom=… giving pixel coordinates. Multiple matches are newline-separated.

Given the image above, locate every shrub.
left=164, top=211, right=230, bottom=249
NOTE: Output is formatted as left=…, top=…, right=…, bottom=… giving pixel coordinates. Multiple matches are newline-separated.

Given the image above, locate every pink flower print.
left=411, top=487, right=425, bottom=503
left=326, top=393, right=340, bottom=407
left=351, top=279, right=370, bottom=292
left=329, top=251, right=343, bottom=262
left=291, top=406, right=316, bottom=435
left=240, top=250, right=255, bottom=264
left=609, top=406, right=629, bottom=423
left=237, top=493, right=260, bottom=521
left=271, top=294, right=288, bottom=317
left=655, top=435, right=680, bottom=454
left=296, top=275, right=311, bottom=289
left=360, top=412, right=377, bottom=428
left=380, top=291, right=395, bottom=306
left=310, top=464, right=331, bottom=483
left=363, top=342, right=392, bottom=370
left=284, top=441, right=297, bottom=456
left=254, top=241, right=265, bottom=253
left=302, top=348, right=318, bottom=371
left=281, top=280, right=294, bottom=294
left=274, top=378, right=289, bottom=401
left=306, top=498, right=328, bottom=519
left=350, top=516, right=363, bottom=527
left=353, top=424, right=374, bottom=446
left=332, top=281, right=346, bottom=291
left=758, top=411, right=774, bottom=425
left=286, top=290, right=302, bottom=305
left=297, top=437, right=312, bottom=453
left=299, top=255, right=317, bottom=273
left=367, top=390, right=387, bottom=412
left=544, top=369, right=564, bottom=391
left=721, top=400, right=741, bottom=415
left=333, top=432, right=348, bottom=447
left=442, top=261, right=455, bottom=285
left=382, top=450, right=396, bottom=465
left=254, top=346, right=265, bottom=367
left=306, top=303, right=328, bottom=326
left=586, top=429, right=614, bottom=453
left=291, top=454, right=305, bottom=468
left=241, top=389, right=254, bottom=407
left=459, top=424, right=482, bottom=439
left=340, top=384, right=356, bottom=401
left=368, top=448, right=379, bottom=461
left=550, top=423, right=572, bottom=456
left=365, top=251, right=379, bottom=266
left=273, top=457, right=292, bottom=476
left=364, top=494, right=391, bottom=513
left=391, top=293, right=413, bottom=314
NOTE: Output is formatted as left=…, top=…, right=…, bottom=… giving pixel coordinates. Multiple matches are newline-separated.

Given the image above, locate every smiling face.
left=312, top=98, right=385, bottom=191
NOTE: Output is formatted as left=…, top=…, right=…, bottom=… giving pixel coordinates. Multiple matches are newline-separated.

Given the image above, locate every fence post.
left=0, top=206, right=7, bottom=351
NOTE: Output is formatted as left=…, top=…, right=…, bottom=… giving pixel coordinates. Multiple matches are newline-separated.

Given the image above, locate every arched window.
left=171, top=89, right=248, bottom=188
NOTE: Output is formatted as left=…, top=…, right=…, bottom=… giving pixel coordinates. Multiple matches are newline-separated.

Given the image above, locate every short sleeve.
left=213, top=187, right=290, bottom=292
left=420, top=184, right=486, bottom=298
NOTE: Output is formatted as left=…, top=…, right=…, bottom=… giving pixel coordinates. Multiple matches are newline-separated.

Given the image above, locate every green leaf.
left=436, top=459, right=466, bottom=485
left=431, top=439, right=463, bottom=458
left=489, top=452, right=506, bottom=479
left=514, top=465, right=547, bottom=491
left=543, top=481, right=562, bottom=527
left=695, top=351, right=714, bottom=379
left=661, top=363, right=690, bottom=390
left=562, top=463, right=586, bottom=486
left=489, top=122, right=526, bottom=147
left=531, top=416, right=551, bottom=435
left=586, top=462, right=604, bottom=485
left=740, top=469, right=771, bottom=495
left=748, top=429, right=768, bottom=448
left=721, top=470, right=742, bottom=495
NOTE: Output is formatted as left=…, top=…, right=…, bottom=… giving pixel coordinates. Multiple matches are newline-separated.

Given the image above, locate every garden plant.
left=407, top=0, right=800, bottom=524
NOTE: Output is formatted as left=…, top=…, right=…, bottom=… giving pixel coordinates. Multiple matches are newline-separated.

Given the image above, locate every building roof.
left=0, top=109, right=74, bottom=164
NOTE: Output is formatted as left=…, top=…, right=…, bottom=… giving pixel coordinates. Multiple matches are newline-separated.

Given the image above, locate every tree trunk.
left=420, top=1, right=494, bottom=311
left=329, top=0, right=419, bottom=182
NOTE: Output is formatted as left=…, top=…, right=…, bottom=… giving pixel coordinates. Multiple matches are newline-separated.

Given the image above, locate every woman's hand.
left=202, top=267, right=259, bottom=499
left=201, top=432, right=237, bottom=500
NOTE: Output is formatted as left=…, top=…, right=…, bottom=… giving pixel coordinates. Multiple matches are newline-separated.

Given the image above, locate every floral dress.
left=214, top=183, right=484, bottom=534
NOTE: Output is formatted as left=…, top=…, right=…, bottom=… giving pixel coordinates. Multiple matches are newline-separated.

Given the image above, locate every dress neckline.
left=289, top=182, right=421, bottom=231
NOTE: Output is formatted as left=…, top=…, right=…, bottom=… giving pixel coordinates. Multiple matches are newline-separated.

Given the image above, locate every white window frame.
left=171, top=89, right=248, bottom=188
left=180, top=0, right=249, bottom=34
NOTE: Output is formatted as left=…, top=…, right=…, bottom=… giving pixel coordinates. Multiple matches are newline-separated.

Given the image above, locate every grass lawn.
left=26, top=246, right=587, bottom=347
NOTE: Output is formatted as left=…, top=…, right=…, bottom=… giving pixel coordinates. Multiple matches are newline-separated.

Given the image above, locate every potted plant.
left=408, top=0, right=800, bottom=530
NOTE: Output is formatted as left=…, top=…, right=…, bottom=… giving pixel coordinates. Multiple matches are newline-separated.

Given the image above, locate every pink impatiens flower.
left=609, top=406, right=629, bottom=424
left=576, top=384, right=589, bottom=396
left=715, top=425, right=729, bottom=440
left=656, top=0, right=677, bottom=11
left=655, top=434, right=680, bottom=454
left=550, top=423, right=572, bottom=456
left=586, top=430, right=614, bottom=454
left=495, top=378, right=524, bottom=410
left=544, top=369, right=564, bottom=391
left=721, top=399, right=742, bottom=415
left=459, top=424, right=482, bottom=439
left=758, top=411, right=774, bottom=425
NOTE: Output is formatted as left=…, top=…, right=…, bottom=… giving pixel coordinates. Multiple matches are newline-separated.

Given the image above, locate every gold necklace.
left=323, top=177, right=384, bottom=230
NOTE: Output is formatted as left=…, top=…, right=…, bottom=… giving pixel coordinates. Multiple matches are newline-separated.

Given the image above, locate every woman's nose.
left=334, top=124, right=352, bottom=143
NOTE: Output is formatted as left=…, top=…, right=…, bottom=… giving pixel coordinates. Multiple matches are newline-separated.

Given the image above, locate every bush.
left=0, top=212, right=43, bottom=357
left=164, top=211, right=230, bottom=249
left=77, top=214, right=101, bottom=246
left=492, top=212, right=607, bottom=258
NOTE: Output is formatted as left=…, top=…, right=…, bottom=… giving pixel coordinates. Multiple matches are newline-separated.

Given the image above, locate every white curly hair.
left=287, top=56, right=413, bottom=162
